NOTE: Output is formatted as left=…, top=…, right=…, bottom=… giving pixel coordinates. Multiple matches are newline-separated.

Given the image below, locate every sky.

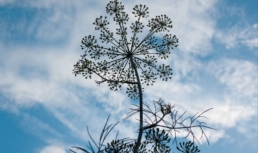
left=0, top=0, right=257, bottom=153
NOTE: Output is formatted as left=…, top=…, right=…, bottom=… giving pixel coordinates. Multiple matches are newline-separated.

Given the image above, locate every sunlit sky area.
left=0, top=0, right=257, bottom=153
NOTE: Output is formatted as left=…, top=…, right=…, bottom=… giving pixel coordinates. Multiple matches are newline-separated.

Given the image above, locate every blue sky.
left=0, top=0, right=257, bottom=153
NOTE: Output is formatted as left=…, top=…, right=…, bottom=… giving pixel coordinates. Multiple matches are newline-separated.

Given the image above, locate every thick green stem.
left=130, top=57, right=143, bottom=153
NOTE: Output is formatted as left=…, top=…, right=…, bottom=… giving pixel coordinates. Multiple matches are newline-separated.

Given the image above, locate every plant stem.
left=130, top=56, right=143, bottom=153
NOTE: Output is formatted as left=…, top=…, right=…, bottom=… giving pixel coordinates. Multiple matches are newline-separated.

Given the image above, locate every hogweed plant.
left=72, top=0, right=213, bottom=153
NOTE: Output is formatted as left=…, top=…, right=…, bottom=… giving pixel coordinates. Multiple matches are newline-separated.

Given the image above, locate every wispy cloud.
left=39, top=145, right=67, bottom=153
left=215, top=23, right=258, bottom=50
left=209, top=58, right=257, bottom=99
left=20, top=113, right=63, bottom=139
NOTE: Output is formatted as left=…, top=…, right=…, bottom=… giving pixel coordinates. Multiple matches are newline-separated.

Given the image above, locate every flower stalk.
left=129, top=56, right=143, bottom=153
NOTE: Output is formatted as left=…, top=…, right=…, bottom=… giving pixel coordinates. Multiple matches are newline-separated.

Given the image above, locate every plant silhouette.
left=72, top=0, right=213, bottom=153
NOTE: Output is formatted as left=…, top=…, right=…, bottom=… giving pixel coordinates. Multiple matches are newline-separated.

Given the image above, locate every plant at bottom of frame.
left=70, top=127, right=202, bottom=153
left=70, top=99, right=214, bottom=153
left=176, top=141, right=200, bottom=153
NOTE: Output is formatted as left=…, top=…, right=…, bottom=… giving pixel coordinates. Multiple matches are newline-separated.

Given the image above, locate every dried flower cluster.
left=73, top=0, right=178, bottom=99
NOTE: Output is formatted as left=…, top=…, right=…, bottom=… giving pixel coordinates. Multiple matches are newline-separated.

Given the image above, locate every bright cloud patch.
left=39, top=145, right=67, bottom=153
left=215, top=23, right=258, bottom=50
left=209, top=58, right=257, bottom=102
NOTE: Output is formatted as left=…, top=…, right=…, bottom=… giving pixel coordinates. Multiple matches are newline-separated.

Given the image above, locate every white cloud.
left=208, top=58, right=257, bottom=101
left=39, top=145, right=67, bottom=153
left=215, top=23, right=258, bottom=50
left=20, top=113, right=63, bottom=139
left=204, top=58, right=257, bottom=140
left=35, top=9, right=73, bottom=41
left=0, top=0, right=14, bottom=5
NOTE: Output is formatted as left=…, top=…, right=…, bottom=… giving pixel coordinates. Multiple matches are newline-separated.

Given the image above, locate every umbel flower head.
left=73, top=0, right=178, bottom=99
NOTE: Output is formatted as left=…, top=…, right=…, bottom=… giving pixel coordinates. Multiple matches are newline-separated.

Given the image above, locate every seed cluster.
left=73, top=0, right=179, bottom=99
